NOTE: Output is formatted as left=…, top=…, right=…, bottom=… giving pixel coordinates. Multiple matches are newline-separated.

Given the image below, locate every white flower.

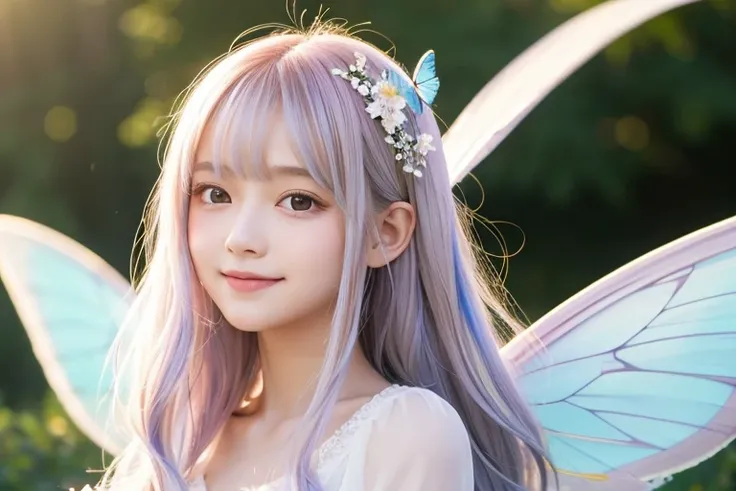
left=365, top=99, right=406, bottom=132
left=414, top=133, right=435, bottom=155
left=371, top=80, right=406, bottom=110
left=364, top=101, right=381, bottom=120
left=354, top=52, right=367, bottom=71
left=330, top=68, right=344, bottom=76
left=365, top=79, right=408, bottom=134
left=381, top=109, right=407, bottom=134
left=351, top=77, right=360, bottom=89
left=357, top=84, right=370, bottom=96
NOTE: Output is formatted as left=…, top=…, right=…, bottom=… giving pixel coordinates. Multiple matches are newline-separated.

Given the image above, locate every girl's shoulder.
left=321, top=384, right=472, bottom=467
left=328, top=384, right=474, bottom=490
left=365, top=384, right=471, bottom=449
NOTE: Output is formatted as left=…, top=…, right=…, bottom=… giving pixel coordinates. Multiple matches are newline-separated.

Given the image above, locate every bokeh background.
left=1, top=0, right=735, bottom=489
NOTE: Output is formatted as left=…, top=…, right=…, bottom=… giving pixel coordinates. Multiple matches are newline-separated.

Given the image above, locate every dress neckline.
left=192, top=384, right=403, bottom=490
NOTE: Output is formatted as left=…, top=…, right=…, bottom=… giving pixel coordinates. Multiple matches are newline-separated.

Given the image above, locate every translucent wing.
left=412, top=50, right=440, bottom=107
left=441, top=0, right=702, bottom=186
left=0, top=214, right=132, bottom=454
left=387, top=68, right=423, bottom=114
left=502, top=216, right=736, bottom=490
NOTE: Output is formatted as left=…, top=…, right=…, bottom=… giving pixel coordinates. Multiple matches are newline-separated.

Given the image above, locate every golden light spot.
left=117, top=97, right=167, bottom=147
left=614, top=116, right=650, bottom=151
left=44, top=106, right=77, bottom=142
left=119, top=5, right=182, bottom=45
left=46, top=415, right=69, bottom=437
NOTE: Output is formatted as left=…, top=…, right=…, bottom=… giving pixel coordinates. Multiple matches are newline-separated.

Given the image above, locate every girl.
left=100, top=20, right=551, bottom=491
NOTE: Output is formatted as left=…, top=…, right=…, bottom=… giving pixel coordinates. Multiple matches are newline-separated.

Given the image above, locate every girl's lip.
left=222, top=270, right=283, bottom=281
left=223, top=275, right=283, bottom=293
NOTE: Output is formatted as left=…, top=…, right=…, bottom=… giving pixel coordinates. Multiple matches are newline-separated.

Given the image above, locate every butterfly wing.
left=441, top=0, right=702, bottom=186
left=0, top=214, right=133, bottom=454
left=501, top=216, right=736, bottom=489
left=387, top=68, right=424, bottom=114
left=412, top=50, right=440, bottom=107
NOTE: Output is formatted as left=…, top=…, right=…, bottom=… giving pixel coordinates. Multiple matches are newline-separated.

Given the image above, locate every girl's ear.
left=366, top=201, right=416, bottom=268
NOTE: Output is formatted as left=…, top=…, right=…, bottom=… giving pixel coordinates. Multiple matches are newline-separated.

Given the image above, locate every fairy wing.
left=501, top=216, right=736, bottom=490
left=0, top=214, right=132, bottom=455
left=441, top=0, right=702, bottom=186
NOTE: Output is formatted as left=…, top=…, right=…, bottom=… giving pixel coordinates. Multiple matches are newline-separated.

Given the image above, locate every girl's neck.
left=253, top=317, right=389, bottom=424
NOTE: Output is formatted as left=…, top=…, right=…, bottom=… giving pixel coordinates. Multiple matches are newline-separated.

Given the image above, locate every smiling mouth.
left=222, top=274, right=283, bottom=293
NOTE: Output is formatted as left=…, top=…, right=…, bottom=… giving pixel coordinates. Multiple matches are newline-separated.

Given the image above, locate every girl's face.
left=188, top=116, right=346, bottom=333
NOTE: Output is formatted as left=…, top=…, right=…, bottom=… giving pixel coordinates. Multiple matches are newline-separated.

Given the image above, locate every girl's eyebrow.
left=192, top=161, right=235, bottom=178
left=192, top=161, right=313, bottom=180
left=267, top=165, right=312, bottom=179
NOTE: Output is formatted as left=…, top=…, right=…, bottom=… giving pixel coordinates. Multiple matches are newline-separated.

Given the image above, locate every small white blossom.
left=357, top=84, right=370, bottom=96
left=381, top=109, right=407, bottom=134
left=365, top=98, right=407, bottom=133
left=414, top=133, right=436, bottom=155
left=351, top=77, right=361, bottom=89
left=354, top=52, right=367, bottom=71
left=331, top=68, right=345, bottom=76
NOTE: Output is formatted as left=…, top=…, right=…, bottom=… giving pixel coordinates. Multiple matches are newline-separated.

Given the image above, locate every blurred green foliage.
left=0, top=393, right=102, bottom=490
left=1, top=0, right=735, bottom=489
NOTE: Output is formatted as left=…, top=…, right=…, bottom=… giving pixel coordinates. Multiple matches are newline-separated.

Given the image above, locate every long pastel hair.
left=101, top=20, right=553, bottom=491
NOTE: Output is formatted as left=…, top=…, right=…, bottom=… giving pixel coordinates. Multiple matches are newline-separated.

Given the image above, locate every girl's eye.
left=199, top=186, right=231, bottom=204
left=279, top=193, right=316, bottom=212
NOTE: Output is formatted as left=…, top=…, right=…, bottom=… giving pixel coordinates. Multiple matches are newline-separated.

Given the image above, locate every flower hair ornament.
left=331, top=50, right=440, bottom=178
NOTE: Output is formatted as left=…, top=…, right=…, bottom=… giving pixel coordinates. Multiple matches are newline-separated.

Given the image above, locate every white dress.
left=188, top=385, right=475, bottom=491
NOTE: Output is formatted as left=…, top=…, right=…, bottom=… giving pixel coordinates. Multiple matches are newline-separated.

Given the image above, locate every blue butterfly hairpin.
left=332, top=50, right=438, bottom=177
left=388, top=50, right=440, bottom=114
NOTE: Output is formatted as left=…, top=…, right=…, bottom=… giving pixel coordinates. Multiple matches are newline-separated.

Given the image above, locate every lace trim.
left=316, top=384, right=402, bottom=468
left=189, top=385, right=403, bottom=489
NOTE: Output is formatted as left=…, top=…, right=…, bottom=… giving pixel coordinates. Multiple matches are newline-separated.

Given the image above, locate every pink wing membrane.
left=442, top=0, right=701, bottom=185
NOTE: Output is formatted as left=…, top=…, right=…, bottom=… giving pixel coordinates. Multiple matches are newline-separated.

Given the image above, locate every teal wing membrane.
left=503, top=216, right=736, bottom=490
left=0, top=215, right=132, bottom=454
